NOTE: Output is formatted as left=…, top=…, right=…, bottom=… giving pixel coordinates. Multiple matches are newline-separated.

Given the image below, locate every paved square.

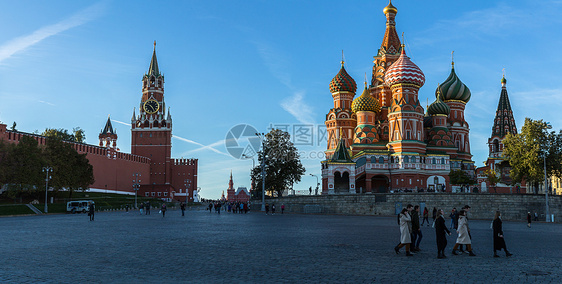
left=1, top=209, right=560, bottom=283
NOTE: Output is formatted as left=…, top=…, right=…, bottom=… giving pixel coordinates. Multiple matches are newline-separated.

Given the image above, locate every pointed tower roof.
left=147, top=41, right=160, bottom=77
left=331, top=132, right=352, bottom=162
left=101, top=115, right=115, bottom=135
left=228, top=170, right=234, bottom=189
left=491, top=75, right=517, bottom=138
left=379, top=0, right=401, bottom=55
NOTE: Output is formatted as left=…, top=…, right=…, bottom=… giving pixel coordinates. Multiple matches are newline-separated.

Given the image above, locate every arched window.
left=404, top=156, right=409, bottom=163
left=432, top=158, right=436, bottom=164
left=379, top=157, right=384, bottom=164
left=441, top=158, right=445, bottom=164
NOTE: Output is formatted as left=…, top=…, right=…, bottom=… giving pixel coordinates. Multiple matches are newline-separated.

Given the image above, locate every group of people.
left=265, top=203, right=285, bottom=215
left=395, top=204, right=512, bottom=259
left=207, top=201, right=250, bottom=214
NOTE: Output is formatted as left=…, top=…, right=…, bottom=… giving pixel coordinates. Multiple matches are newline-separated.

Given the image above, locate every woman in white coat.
left=394, top=208, right=414, bottom=256
left=452, top=210, right=476, bottom=256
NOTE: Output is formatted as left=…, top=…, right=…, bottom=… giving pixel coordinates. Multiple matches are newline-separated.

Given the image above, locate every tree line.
left=0, top=128, right=94, bottom=200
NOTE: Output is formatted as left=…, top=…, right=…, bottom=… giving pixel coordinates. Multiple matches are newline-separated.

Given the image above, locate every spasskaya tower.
left=131, top=42, right=198, bottom=201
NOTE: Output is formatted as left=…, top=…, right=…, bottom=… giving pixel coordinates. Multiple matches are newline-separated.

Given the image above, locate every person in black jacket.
left=527, top=212, right=532, bottom=228
left=435, top=209, right=451, bottom=259
left=493, top=210, right=513, bottom=257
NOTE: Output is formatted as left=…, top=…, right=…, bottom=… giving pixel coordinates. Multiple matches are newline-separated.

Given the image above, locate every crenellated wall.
left=252, top=193, right=562, bottom=222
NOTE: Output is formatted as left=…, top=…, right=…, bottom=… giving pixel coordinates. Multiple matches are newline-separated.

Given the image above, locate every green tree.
left=483, top=169, right=501, bottom=193
left=250, top=129, right=306, bottom=197
left=73, top=127, right=86, bottom=143
left=503, top=118, right=562, bottom=191
left=42, top=128, right=75, bottom=142
left=449, top=169, right=476, bottom=186
left=0, top=136, right=44, bottom=199
left=44, top=137, right=94, bottom=199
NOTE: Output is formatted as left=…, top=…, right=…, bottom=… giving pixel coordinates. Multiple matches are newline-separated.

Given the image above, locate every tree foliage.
left=503, top=118, right=562, bottom=186
left=250, top=129, right=306, bottom=198
left=449, top=169, right=476, bottom=185
left=0, top=135, right=94, bottom=200
left=42, top=127, right=86, bottom=143
left=483, top=168, right=501, bottom=193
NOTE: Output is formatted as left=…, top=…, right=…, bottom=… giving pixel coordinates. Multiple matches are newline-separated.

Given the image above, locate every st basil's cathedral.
left=321, top=1, right=474, bottom=194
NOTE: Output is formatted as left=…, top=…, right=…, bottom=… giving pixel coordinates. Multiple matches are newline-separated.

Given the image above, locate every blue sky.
left=2, top=0, right=562, bottom=199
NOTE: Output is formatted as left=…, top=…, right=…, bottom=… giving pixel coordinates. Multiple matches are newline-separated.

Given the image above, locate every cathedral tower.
left=99, top=115, right=117, bottom=150
left=131, top=42, right=173, bottom=186
left=325, top=61, right=357, bottom=155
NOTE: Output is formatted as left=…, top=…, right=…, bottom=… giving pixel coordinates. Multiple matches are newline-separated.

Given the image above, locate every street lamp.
left=256, top=132, right=266, bottom=212
left=133, top=173, right=141, bottom=208
left=542, top=122, right=552, bottom=222
left=310, top=174, right=319, bottom=195
left=242, top=154, right=256, bottom=198
left=42, top=167, right=52, bottom=213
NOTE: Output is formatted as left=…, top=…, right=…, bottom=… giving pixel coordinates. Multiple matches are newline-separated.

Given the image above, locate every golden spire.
left=153, top=40, right=156, bottom=50
left=451, top=51, right=455, bottom=67
left=339, top=127, right=343, bottom=139
left=341, top=50, right=345, bottom=67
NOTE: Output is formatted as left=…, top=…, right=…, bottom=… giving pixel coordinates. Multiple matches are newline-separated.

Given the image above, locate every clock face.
left=143, top=99, right=159, bottom=114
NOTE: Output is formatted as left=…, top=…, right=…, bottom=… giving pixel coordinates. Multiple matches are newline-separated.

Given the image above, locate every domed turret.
left=437, top=63, right=471, bottom=103
left=384, top=47, right=425, bottom=87
left=352, top=85, right=381, bottom=113
left=383, top=0, right=397, bottom=14
left=329, top=62, right=357, bottom=93
left=427, top=90, right=450, bottom=116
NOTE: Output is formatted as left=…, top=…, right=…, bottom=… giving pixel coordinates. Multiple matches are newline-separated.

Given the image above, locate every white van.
left=67, top=200, right=94, bottom=214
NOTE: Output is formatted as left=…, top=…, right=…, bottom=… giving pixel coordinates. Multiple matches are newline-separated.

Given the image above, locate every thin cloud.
left=0, top=1, right=105, bottom=63
left=183, top=139, right=225, bottom=155
left=281, top=91, right=316, bottom=125
left=111, top=119, right=129, bottom=127
left=37, top=100, right=55, bottom=106
left=173, top=135, right=230, bottom=156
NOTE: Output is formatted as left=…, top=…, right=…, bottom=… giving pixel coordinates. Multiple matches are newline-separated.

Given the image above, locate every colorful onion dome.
left=383, top=0, right=397, bottom=14
left=501, top=75, right=507, bottom=85
left=423, top=113, right=433, bottom=128
left=384, top=47, right=425, bottom=87
left=436, top=64, right=471, bottom=103
left=352, top=84, right=381, bottom=113
left=427, top=90, right=450, bottom=116
left=329, top=62, right=357, bottom=93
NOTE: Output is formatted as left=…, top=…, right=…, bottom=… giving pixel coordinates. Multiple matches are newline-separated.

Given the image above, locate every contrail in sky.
left=0, top=2, right=105, bottom=63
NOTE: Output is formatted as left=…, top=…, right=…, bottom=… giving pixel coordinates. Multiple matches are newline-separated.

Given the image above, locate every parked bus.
left=66, top=200, right=94, bottom=214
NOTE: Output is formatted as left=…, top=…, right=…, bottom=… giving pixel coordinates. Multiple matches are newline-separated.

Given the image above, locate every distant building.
left=0, top=42, right=198, bottom=201
left=226, top=172, right=250, bottom=202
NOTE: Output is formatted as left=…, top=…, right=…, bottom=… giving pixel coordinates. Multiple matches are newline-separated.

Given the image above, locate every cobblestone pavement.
left=1, top=208, right=561, bottom=283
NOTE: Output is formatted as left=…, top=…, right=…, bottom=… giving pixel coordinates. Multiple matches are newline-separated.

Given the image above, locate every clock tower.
left=131, top=41, right=173, bottom=187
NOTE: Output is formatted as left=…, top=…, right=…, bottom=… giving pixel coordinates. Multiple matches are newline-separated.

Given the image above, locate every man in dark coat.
left=435, top=209, right=450, bottom=258
left=493, top=210, right=513, bottom=257
left=527, top=212, right=532, bottom=228
left=411, top=205, right=422, bottom=252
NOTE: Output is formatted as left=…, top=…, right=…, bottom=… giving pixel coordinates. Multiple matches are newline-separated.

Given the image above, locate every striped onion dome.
left=427, top=91, right=450, bottom=116
left=329, top=62, right=357, bottom=93
left=436, top=64, right=471, bottom=103
left=352, top=85, right=381, bottom=113
left=384, top=47, right=425, bottom=87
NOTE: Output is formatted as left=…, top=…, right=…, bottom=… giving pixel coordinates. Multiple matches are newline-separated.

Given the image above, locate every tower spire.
left=451, top=50, right=455, bottom=68
left=147, top=41, right=160, bottom=77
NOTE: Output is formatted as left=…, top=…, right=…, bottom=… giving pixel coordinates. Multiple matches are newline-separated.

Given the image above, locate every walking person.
left=265, top=203, right=270, bottom=215
left=88, top=202, right=95, bottom=221
left=411, top=205, right=422, bottom=252
left=161, top=203, right=167, bottom=218
left=449, top=208, right=457, bottom=229
left=421, top=207, right=429, bottom=226
left=180, top=202, right=186, bottom=216
left=146, top=202, right=151, bottom=215
left=527, top=212, right=532, bottom=228
left=208, top=202, right=213, bottom=213
left=139, top=202, right=144, bottom=215
left=281, top=204, right=285, bottom=214
left=493, top=210, right=513, bottom=257
left=435, top=208, right=451, bottom=259
left=394, top=208, right=413, bottom=256
left=452, top=210, right=476, bottom=256
left=271, top=203, right=276, bottom=215
left=432, top=207, right=437, bottom=223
